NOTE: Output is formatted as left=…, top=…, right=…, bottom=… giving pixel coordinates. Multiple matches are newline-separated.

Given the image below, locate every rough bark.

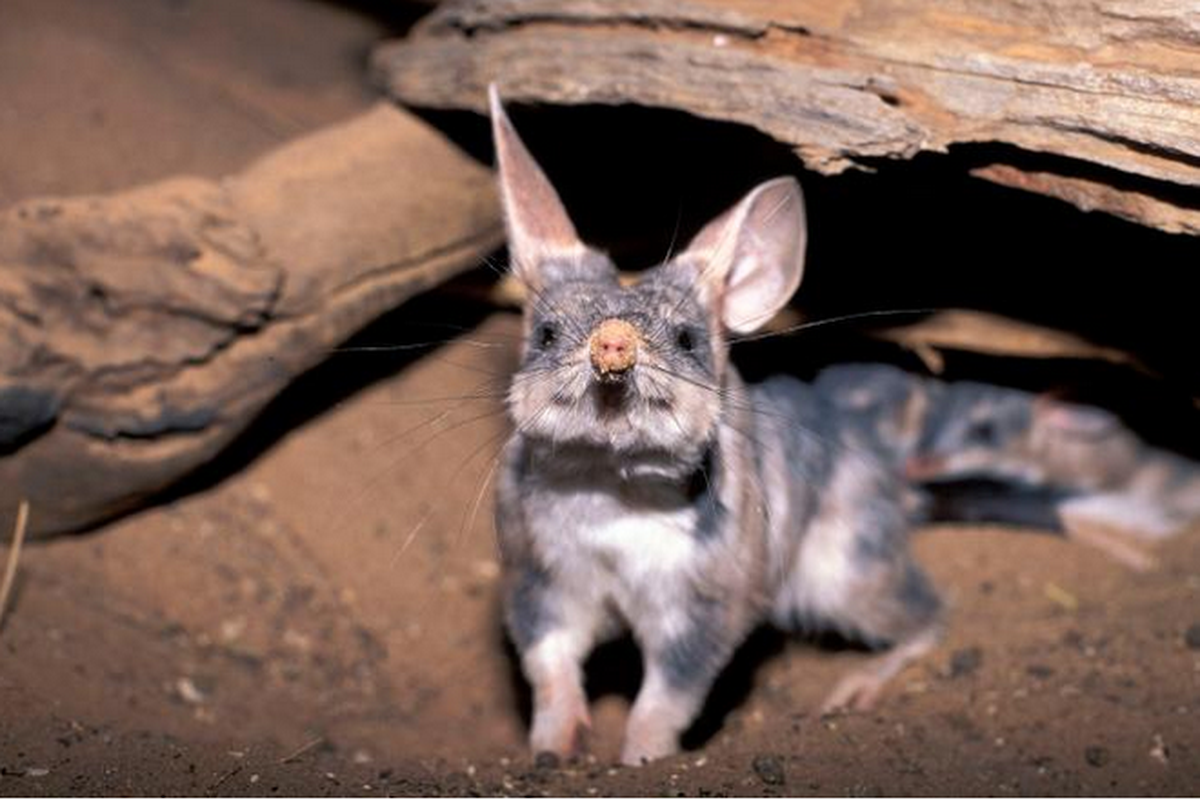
left=373, top=0, right=1200, bottom=235
left=0, top=103, right=503, bottom=536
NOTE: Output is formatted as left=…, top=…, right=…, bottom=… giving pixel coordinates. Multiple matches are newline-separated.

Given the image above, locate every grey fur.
left=813, top=363, right=938, bottom=467
left=915, top=381, right=1035, bottom=475
left=659, top=593, right=733, bottom=690
left=688, top=445, right=725, bottom=542
left=749, top=378, right=937, bottom=646
left=506, top=563, right=554, bottom=652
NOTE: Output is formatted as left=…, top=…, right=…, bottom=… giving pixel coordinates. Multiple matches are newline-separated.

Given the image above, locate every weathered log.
left=0, top=103, right=503, bottom=536
left=373, top=0, right=1200, bottom=235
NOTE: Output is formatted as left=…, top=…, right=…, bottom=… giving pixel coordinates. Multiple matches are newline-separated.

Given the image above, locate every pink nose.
left=590, top=318, right=639, bottom=376
left=904, top=454, right=944, bottom=480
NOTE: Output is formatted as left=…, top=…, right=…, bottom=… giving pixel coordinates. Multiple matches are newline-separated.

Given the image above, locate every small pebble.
left=1026, top=664, right=1054, bottom=679
left=752, top=754, right=786, bottom=786
left=1044, top=582, right=1078, bottom=611
left=473, top=560, right=501, bottom=581
left=219, top=618, right=246, bottom=642
left=1184, top=623, right=1200, bottom=650
left=26, top=768, right=49, bottom=778
left=1084, top=746, right=1110, bottom=767
left=175, top=677, right=206, bottom=705
left=1149, top=734, right=1169, bottom=765
left=948, top=647, right=983, bottom=678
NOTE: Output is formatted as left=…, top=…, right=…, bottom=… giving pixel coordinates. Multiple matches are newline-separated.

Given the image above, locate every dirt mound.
left=2, top=1, right=1198, bottom=796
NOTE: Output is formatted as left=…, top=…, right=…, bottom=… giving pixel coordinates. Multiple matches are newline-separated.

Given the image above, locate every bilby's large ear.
left=1034, top=396, right=1122, bottom=439
left=489, top=84, right=585, bottom=288
left=680, top=177, right=807, bottom=334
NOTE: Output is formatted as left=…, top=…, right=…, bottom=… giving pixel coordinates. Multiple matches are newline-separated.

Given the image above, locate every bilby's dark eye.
left=536, top=322, right=557, bottom=348
left=968, top=420, right=997, bottom=446
left=675, top=327, right=695, bottom=353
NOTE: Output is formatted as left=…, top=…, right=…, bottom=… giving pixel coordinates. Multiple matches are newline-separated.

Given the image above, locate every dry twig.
left=0, top=500, right=29, bottom=632
left=279, top=736, right=324, bottom=765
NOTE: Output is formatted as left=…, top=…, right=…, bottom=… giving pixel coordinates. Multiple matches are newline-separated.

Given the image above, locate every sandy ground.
left=2, top=1, right=1199, bottom=796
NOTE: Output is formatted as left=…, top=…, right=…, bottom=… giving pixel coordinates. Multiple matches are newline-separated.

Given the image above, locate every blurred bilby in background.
left=815, top=363, right=1200, bottom=570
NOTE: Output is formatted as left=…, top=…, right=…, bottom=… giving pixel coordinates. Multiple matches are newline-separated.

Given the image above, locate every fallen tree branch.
left=0, top=103, right=503, bottom=536
left=373, top=0, right=1200, bottom=235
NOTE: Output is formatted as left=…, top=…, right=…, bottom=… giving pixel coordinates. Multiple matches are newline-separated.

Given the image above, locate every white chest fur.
left=527, top=485, right=701, bottom=619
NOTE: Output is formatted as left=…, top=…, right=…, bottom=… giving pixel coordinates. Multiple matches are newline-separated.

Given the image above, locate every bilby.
left=489, top=89, right=942, bottom=765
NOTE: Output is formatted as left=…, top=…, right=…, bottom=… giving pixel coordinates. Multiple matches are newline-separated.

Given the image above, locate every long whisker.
left=370, top=365, right=567, bottom=462
left=657, top=202, right=685, bottom=268
left=331, top=339, right=509, bottom=354
left=389, top=367, right=572, bottom=564
left=732, top=308, right=938, bottom=344
left=458, top=446, right=508, bottom=550
left=640, top=362, right=886, bottom=466
left=450, top=422, right=519, bottom=551
left=455, top=383, right=565, bottom=557
left=389, top=507, right=433, bottom=568
left=449, top=375, right=580, bottom=556
left=365, top=389, right=508, bottom=408
left=484, top=252, right=594, bottom=344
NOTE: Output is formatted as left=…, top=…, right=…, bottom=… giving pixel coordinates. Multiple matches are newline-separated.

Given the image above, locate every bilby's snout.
left=904, top=454, right=945, bottom=480
left=590, top=318, right=639, bottom=380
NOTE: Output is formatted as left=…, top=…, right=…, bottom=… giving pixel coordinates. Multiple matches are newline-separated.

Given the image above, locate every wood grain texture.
left=0, top=103, right=503, bottom=536
left=373, top=0, right=1200, bottom=234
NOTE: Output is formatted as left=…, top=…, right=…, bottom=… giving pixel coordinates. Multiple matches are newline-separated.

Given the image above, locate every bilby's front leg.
left=523, top=631, right=593, bottom=758
left=504, top=562, right=604, bottom=760
left=621, top=667, right=710, bottom=765
left=621, top=613, right=739, bottom=766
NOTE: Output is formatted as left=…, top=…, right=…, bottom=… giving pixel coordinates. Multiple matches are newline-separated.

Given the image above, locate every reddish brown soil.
left=2, top=1, right=1198, bottom=796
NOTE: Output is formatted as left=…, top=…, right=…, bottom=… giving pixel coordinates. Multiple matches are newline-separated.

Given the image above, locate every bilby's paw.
left=619, top=726, right=679, bottom=767
left=820, top=669, right=886, bottom=716
left=530, top=700, right=591, bottom=759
